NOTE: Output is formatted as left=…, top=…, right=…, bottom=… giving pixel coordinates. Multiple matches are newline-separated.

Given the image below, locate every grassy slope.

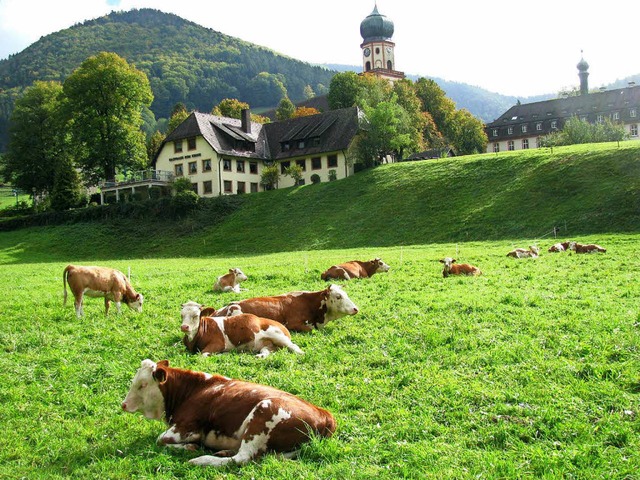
left=1, top=141, right=639, bottom=264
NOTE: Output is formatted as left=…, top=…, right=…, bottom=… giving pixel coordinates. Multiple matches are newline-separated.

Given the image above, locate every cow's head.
left=180, top=301, right=202, bottom=341
left=373, top=258, right=390, bottom=273
left=125, top=293, right=144, bottom=313
left=227, top=303, right=243, bottom=317
left=567, top=241, right=577, bottom=251
left=323, top=285, right=359, bottom=322
left=231, top=268, right=248, bottom=284
left=440, top=257, right=456, bottom=269
left=529, top=246, right=540, bottom=255
left=121, top=359, right=168, bottom=420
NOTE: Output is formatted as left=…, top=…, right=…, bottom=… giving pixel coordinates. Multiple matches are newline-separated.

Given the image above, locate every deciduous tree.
left=276, top=97, right=295, bottom=121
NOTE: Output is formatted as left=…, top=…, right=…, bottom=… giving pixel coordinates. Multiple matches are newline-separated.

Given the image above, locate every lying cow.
left=569, top=241, right=606, bottom=254
left=63, top=264, right=143, bottom=318
left=122, top=359, right=336, bottom=467
left=213, top=284, right=359, bottom=332
left=548, top=241, right=571, bottom=252
left=320, top=258, right=390, bottom=281
left=439, top=257, right=482, bottom=278
left=506, top=245, right=539, bottom=258
left=213, top=268, right=248, bottom=293
left=180, top=301, right=303, bottom=358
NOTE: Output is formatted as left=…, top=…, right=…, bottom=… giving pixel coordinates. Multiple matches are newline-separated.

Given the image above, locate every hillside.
left=0, top=142, right=638, bottom=264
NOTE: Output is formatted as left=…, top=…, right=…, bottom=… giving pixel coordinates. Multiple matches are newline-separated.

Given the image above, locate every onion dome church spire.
left=359, top=4, right=404, bottom=82
left=577, top=51, right=589, bottom=95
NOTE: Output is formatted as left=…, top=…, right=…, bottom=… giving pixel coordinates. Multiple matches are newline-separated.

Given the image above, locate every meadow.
left=0, top=234, right=638, bottom=479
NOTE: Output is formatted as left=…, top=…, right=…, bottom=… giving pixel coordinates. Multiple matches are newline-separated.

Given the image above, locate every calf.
left=439, top=257, right=482, bottom=278
left=213, top=268, right=248, bottom=293
left=569, top=242, right=606, bottom=254
left=63, top=264, right=143, bottom=318
left=321, top=258, right=390, bottom=281
left=180, top=301, right=303, bottom=358
left=548, top=241, right=571, bottom=252
left=506, top=245, right=539, bottom=258
left=121, top=359, right=336, bottom=467
left=213, top=284, right=359, bottom=332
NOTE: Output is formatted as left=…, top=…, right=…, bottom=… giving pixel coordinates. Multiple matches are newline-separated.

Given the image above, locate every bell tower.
left=360, top=4, right=404, bottom=82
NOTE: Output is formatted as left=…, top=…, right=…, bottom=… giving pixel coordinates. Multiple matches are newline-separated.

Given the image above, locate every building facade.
left=154, top=107, right=361, bottom=197
left=485, top=57, right=640, bottom=153
left=359, top=6, right=404, bottom=82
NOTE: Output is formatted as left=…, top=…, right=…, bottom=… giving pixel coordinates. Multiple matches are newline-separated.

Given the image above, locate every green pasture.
left=0, top=235, right=638, bottom=479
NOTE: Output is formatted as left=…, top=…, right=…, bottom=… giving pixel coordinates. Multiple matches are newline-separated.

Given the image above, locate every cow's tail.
left=62, top=265, right=72, bottom=306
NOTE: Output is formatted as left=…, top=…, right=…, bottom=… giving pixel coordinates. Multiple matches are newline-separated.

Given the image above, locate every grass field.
left=0, top=234, right=638, bottom=479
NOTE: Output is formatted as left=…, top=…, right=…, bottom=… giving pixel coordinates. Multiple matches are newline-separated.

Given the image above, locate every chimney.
left=241, top=109, right=251, bottom=134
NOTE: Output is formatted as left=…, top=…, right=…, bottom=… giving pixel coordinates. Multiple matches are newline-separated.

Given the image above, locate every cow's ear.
left=229, top=268, right=234, bottom=273
left=153, top=360, right=169, bottom=383
left=452, top=259, right=457, bottom=263
left=439, top=259, right=445, bottom=263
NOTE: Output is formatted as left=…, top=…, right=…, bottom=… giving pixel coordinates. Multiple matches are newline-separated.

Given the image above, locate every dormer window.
left=631, top=108, right=637, bottom=118
left=298, top=140, right=305, bottom=149
left=522, top=125, right=528, bottom=133
left=282, top=142, right=290, bottom=151
left=507, top=127, right=513, bottom=135
left=492, top=129, right=498, bottom=137
left=536, top=122, right=542, bottom=131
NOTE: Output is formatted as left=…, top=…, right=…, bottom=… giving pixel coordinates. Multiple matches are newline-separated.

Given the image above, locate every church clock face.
left=364, top=47, right=371, bottom=57
left=386, top=46, right=392, bottom=54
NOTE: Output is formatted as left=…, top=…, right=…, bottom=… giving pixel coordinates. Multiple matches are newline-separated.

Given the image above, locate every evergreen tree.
left=276, top=97, right=295, bottom=121
left=50, top=155, right=86, bottom=211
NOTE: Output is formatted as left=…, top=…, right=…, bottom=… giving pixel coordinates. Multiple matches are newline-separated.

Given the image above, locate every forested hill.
left=0, top=8, right=335, bottom=149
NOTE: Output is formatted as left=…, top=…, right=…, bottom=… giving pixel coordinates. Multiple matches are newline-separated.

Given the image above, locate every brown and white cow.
left=548, top=241, right=571, bottom=253
left=63, top=265, right=143, bottom=318
left=213, top=284, right=359, bottom=332
left=439, top=257, right=482, bottom=278
left=122, top=359, right=336, bottom=467
left=569, top=241, right=606, bottom=254
left=180, top=301, right=303, bottom=358
left=213, top=268, right=248, bottom=293
left=320, top=258, right=390, bottom=281
left=506, top=245, right=540, bottom=258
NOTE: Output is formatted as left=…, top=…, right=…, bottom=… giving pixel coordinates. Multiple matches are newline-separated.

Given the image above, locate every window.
left=596, top=114, right=603, bottom=123
left=223, top=159, right=231, bottom=171
left=311, top=157, right=322, bottom=170
left=365, top=61, right=371, bottom=71
left=187, top=137, right=196, bottom=150
left=174, top=164, right=183, bottom=176
left=507, top=140, right=515, bottom=151
left=250, top=182, right=259, bottom=193
left=522, top=139, right=529, bottom=149
left=493, top=143, right=500, bottom=153
left=296, top=159, right=306, bottom=171
left=536, top=122, right=542, bottom=131
left=580, top=115, right=587, bottom=121
left=188, top=161, right=197, bottom=175
left=521, top=125, right=528, bottom=133
left=174, top=140, right=183, bottom=153
left=237, top=182, right=246, bottom=194
left=631, top=108, right=637, bottom=118
left=375, top=47, right=380, bottom=54
left=249, top=162, right=258, bottom=174
left=202, top=159, right=211, bottom=172
left=551, top=120, right=557, bottom=130
left=223, top=180, right=232, bottom=193
left=613, top=112, right=620, bottom=121
left=298, top=140, right=305, bottom=149
left=203, top=180, right=212, bottom=194
left=282, top=142, right=290, bottom=151
left=327, top=155, right=338, bottom=168
left=631, top=124, right=638, bottom=137
left=492, top=129, right=498, bottom=137
left=507, top=126, right=513, bottom=135
left=237, top=160, right=245, bottom=173
left=387, top=60, right=392, bottom=70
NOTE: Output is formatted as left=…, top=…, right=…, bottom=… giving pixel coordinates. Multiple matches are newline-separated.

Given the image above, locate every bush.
left=170, top=190, right=199, bottom=217
left=310, top=174, right=321, bottom=184
left=328, top=169, right=337, bottom=181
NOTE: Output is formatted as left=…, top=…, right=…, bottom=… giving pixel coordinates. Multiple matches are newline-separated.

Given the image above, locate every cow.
left=439, top=257, right=482, bottom=278
left=63, top=264, right=143, bottom=318
left=212, top=284, right=359, bottom=332
left=548, top=241, right=571, bottom=252
left=569, top=241, right=606, bottom=254
left=320, top=258, right=390, bottom=281
left=213, top=268, right=248, bottom=293
left=121, top=359, right=336, bottom=467
left=180, top=301, right=303, bottom=358
left=506, top=245, right=540, bottom=258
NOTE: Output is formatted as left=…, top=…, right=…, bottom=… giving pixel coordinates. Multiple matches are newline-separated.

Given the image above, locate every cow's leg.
left=189, top=398, right=293, bottom=467
left=256, top=344, right=275, bottom=359
left=112, top=291, right=123, bottom=314
left=157, top=425, right=201, bottom=451
left=74, top=293, right=84, bottom=318
left=258, top=327, right=304, bottom=356
left=104, top=298, right=111, bottom=315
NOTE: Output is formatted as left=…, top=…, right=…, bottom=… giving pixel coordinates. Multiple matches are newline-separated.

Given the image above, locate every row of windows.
left=281, top=137, right=321, bottom=151
left=222, top=159, right=259, bottom=174
left=174, top=137, right=197, bottom=153
left=279, top=155, right=338, bottom=174
left=189, top=180, right=260, bottom=195
left=174, top=158, right=214, bottom=177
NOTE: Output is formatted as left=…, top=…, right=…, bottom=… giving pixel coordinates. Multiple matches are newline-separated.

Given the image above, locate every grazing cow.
left=180, top=301, right=303, bottom=358
left=213, top=268, right=248, bottom=293
left=569, top=241, right=606, bottom=254
left=320, top=258, right=390, bottom=281
left=548, top=241, right=571, bottom=253
left=63, top=265, right=143, bottom=318
left=213, top=284, right=359, bottom=332
left=121, top=359, right=336, bottom=467
left=439, top=257, right=482, bottom=278
left=506, top=245, right=540, bottom=258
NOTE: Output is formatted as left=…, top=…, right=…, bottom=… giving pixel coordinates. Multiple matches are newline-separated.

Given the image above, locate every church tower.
left=577, top=52, right=589, bottom=95
left=360, top=5, right=405, bottom=82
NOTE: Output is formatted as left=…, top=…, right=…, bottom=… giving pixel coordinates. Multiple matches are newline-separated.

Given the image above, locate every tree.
left=211, top=98, right=249, bottom=118
left=167, top=102, right=190, bottom=133
left=3, top=81, right=66, bottom=197
left=50, top=155, right=86, bottom=211
left=63, top=52, right=153, bottom=184
left=414, top=78, right=456, bottom=138
left=328, top=71, right=361, bottom=110
left=276, top=97, right=295, bottom=121
left=260, top=164, right=280, bottom=190
left=303, top=85, right=315, bottom=100
left=146, top=131, right=166, bottom=166
left=284, top=164, right=304, bottom=185
left=448, top=109, right=488, bottom=155
left=292, top=106, right=320, bottom=118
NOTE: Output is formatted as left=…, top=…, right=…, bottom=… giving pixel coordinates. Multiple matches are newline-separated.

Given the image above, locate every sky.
left=0, top=0, right=639, bottom=98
